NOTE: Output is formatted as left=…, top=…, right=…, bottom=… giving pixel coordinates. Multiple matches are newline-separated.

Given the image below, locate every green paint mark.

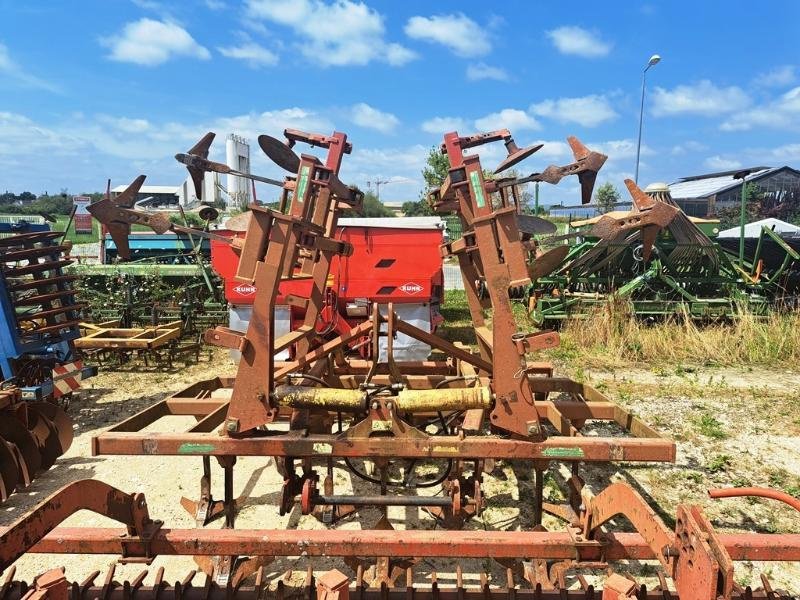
left=295, top=165, right=311, bottom=203
left=542, top=447, right=585, bottom=458
left=469, top=170, right=486, bottom=208
left=178, top=443, right=216, bottom=454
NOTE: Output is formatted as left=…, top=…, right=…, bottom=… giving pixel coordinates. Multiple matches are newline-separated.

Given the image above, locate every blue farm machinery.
left=0, top=217, right=96, bottom=501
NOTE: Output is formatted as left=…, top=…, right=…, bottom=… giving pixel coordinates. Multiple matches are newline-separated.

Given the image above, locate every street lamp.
left=733, top=168, right=759, bottom=267
left=634, top=54, right=661, bottom=185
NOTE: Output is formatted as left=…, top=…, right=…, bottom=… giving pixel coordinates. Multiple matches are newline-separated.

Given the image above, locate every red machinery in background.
left=211, top=216, right=444, bottom=361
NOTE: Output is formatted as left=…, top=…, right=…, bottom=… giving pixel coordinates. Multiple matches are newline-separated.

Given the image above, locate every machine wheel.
left=0, top=440, right=20, bottom=502
left=27, top=402, right=73, bottom=470
left=0, top=416, right=42, bottom=487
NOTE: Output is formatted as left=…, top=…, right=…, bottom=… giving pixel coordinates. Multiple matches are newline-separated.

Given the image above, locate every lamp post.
left=634, top=54, right=661, bottom=185
left=733, top=168, right=758, bottom=268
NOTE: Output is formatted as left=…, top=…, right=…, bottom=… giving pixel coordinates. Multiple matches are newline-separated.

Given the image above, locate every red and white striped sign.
left=52, top=361, right=83, bottom=398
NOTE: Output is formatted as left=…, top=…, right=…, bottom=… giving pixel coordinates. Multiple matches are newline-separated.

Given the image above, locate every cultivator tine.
left=588, top=179, right=679, bottom=261
left=87, top=175, right=174, bottom=260
left=183, top=132, right=215, bottom=199
left=513, top=136, right=607, bottom=204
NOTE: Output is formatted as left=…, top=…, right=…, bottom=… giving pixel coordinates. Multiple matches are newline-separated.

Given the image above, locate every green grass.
left=440, top=289, right=475, bottom=346
left=692, top=413, right=727, bottom=439
left=551, top=299, right=800, bottom=368
left=54, top=215, right=100, bottom=244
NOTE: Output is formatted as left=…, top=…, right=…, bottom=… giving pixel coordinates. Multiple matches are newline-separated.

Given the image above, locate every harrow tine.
left=0, top=567, right=16, bottom=600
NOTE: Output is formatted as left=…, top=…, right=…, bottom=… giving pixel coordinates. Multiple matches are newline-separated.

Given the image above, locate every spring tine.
left=202, top=573, right=213, bottom=600
left=101, top=563, right=116, bottom=600
left=576, top=574, right=589, bottom=591
left=123, top=580, right=131, bottom=600
left=305, top=565, right=314, bottom=600
left=180, top=571, right=196, bottom=588
left=380, top=581, right=388, bottom=600
left=0, top=566, right=16, bottom=600
left=256, top=568, right=267, bottom=600
left=405, top=568, right=414, bottom=600
left=535, top=583, right=542, bottom=600
left=174, top=580, right=183, bottom=600
left=153, top=567, right=165, bottom=600
left=71, top=581, right=80, bottom=600
left=275, top=579, right=285, bottom=600
left=355, top=565, right=365, bottom=600
left=129, top=571, right=148, bottom=600
left=80, top=571, right=100, bottom=599
left=761, top=573, right=775, bottom=595
left=431, top=571, right=438, bottom=600
left=507, top=567, right=516, bottom=600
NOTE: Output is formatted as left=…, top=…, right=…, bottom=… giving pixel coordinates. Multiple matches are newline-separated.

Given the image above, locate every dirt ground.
left=3, top=348, right=800, bottom=591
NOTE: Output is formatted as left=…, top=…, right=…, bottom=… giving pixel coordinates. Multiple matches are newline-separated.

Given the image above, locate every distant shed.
left=669, top=166, right=800, bottom=217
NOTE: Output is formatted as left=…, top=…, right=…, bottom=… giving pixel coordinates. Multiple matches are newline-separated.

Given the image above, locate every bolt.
left=226, top=420, right=239, bottom=434
left=527, top=424, right=538, bottom=435
left=371, top=401, right=379, bottom=410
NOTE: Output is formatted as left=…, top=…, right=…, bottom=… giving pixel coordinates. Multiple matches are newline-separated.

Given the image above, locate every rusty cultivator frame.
left=2, top=127, right=798, bottom=598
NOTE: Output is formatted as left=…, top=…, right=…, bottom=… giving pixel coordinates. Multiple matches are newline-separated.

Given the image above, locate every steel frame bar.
left=3, top=527, right=799, bottom=563
left=93, top=432, right=674, bottom=462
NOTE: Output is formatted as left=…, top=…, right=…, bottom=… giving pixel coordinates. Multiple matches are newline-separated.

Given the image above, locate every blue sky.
left=1, top=0, right=798, bottom=206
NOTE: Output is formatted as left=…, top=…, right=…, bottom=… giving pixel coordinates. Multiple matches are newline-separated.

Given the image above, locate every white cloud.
left=349, top=103, right=399, bottom=133
left=651, top=80, right=750, bottom=117
left=754, top=65, right=796, bottom=88
left=720, top=86, right=800, bottom=132
left=341, top=144, right=430, bottom=201
left=218, top=42, right=278, bottom=68
left=466, top=63, right=509, bottom=82
left=404, top=13, right=490, bottom=57
left=421, top=116, right=466, bottom=134
left=590, top=139, right=651, bottom=161
left=530, top=94, right=617, bottom=127
left=384, top=43, right=417, bottom=66
left=245, top=0, right=415, bottom=67
left=758, top=143, right=800, bottom=163
left=98, top=116, right=152, bottom=133
left=670, top=140, right=707, bottom=155
left=546, top=26, right=611, bottom=58
left=474, top=109, right=540, bottom=132
left=704, top=155, right=742, bottom=170
left=101, top=18, right=210, bottom=66
left=0, top=42, right=58, bottom=92
left=205, top=0, right=226, bottom=9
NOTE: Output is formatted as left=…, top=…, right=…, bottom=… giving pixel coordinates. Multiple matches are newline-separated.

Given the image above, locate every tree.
left=401, top=199, right=434, bottom=216
left=594, top=182, right=620, bottom=214
left=343, top=190, right=395, bottom=218
left=422, top=146, right=450, bottom=190
left=398, top=146, right=452, bottom=216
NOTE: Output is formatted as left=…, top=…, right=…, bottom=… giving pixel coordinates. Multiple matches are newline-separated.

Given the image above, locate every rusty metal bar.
left=2, top=526, right=799, bottom=563
left=92, top=432, right=675, bottom=462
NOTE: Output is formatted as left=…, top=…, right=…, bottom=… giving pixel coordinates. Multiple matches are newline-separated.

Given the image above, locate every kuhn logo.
left=399, top=282, right=423, bottom=295
left=232, top=284, right=257, bottom=295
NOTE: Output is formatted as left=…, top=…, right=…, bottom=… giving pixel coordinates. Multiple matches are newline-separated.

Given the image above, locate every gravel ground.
left=2, top=350, right=799, bottom=591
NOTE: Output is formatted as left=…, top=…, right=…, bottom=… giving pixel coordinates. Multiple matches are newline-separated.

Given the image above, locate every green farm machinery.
left=530, top=180, right=800, bottom=324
